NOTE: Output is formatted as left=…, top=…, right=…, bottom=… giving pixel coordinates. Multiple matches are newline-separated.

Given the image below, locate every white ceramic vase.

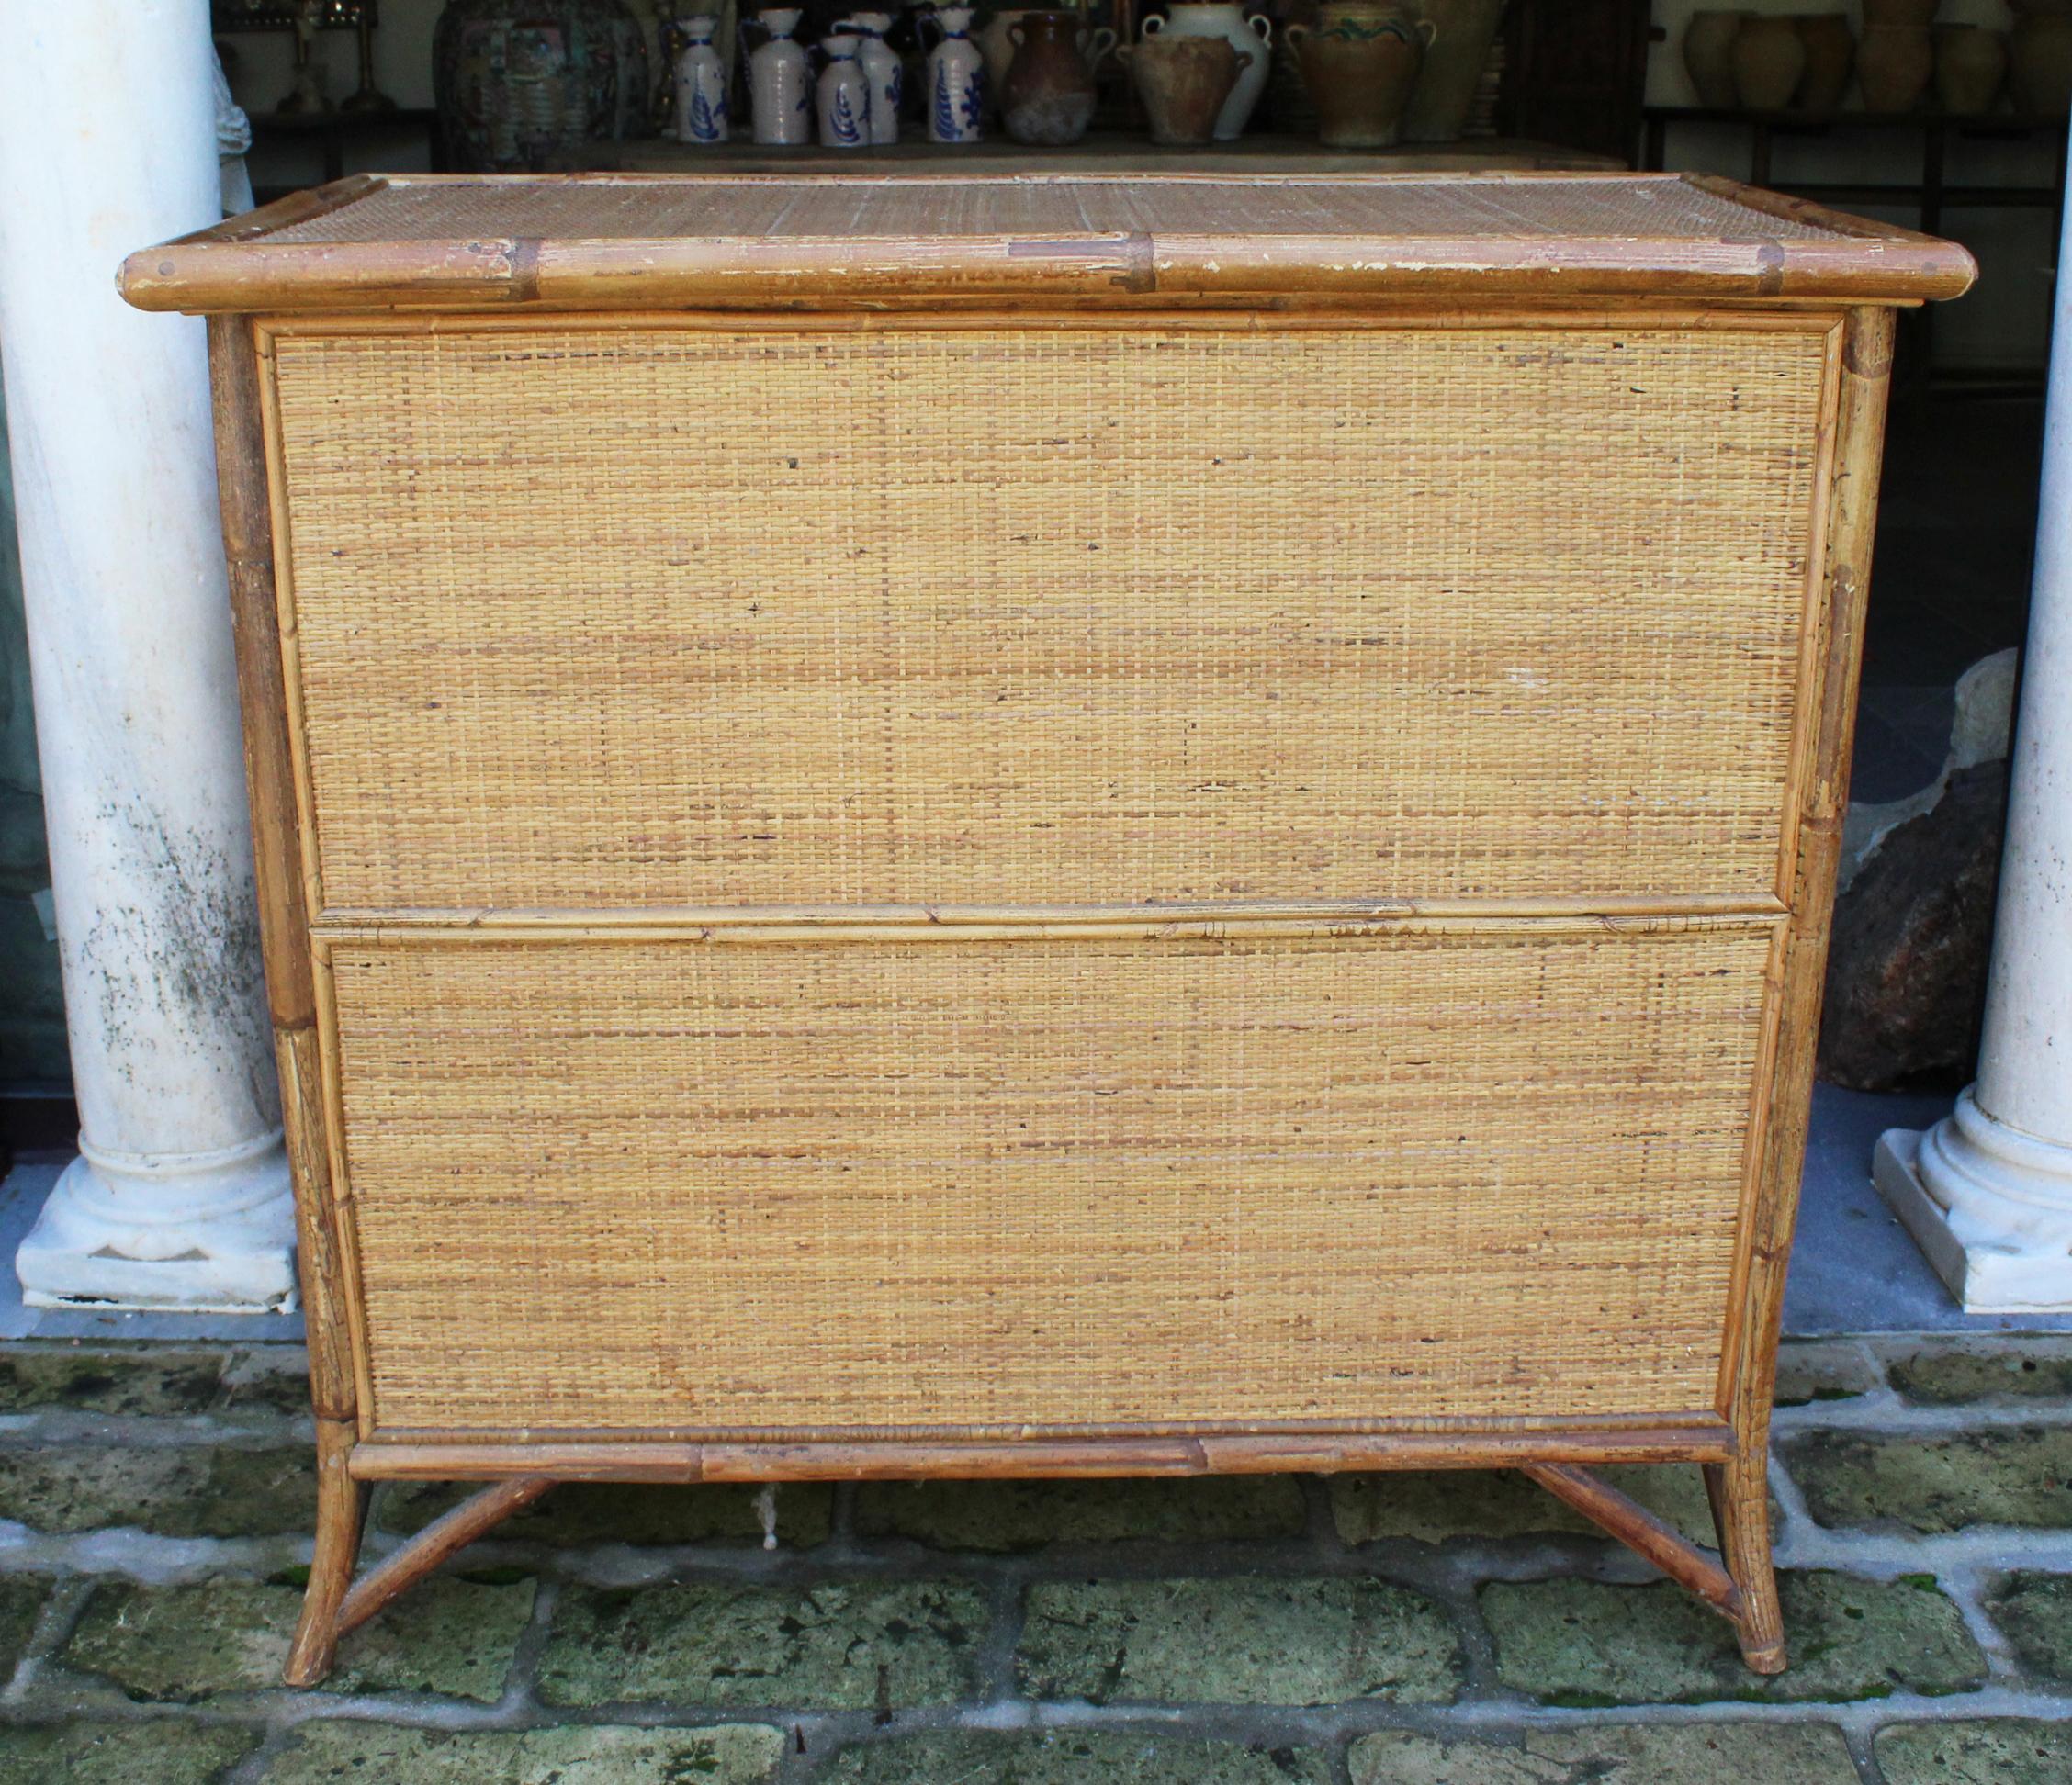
left=818, top=31, right=873, bottom=145
left=839, top=11, right=903, bottom=141
left=749, top=7, right=813, bottom=144
left=675, top=15, right=731, bottom=142
left=1141, top=0, right=1272, bottom=137
left=928, top=6, right=985, bottom=140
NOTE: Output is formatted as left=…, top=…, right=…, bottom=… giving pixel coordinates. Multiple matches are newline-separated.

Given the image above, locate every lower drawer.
left=326, top=926, right=1774, bottom=1438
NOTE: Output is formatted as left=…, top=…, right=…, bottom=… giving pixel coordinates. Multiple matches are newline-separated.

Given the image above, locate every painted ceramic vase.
left=1857, top=23, right=1932, bottom=109
left=749, top=7, right=813, bottom=142
left=999, top=7, right=1098, bottom=140
left=433, top=0, right=650, bottom=173
left=839, top=11, right=904, bottom=141
left=675, top=15, right=731, bottom=140
left=1286, top=0, right=1430, bottom=147
left=819, top=32, right=873, bottom=143
left=1142, top=1, right=1273, bottom=138
left=1680, top=9, right=1747, bottom=107
left=1729, top=14, right=1805, bottom=108
left=1934, top=23, right=2006, bottom=112
left=929, top=5, right=986, bottom=139
left=1122, top=32, right=1248, bottom=142
left=1794, top=13, right=1854, bottom=110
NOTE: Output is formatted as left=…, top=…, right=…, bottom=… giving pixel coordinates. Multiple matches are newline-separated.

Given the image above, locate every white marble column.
left=0, top=0, right=295, bottom=1310
left=1875, top=139, right=2072, bottom=1314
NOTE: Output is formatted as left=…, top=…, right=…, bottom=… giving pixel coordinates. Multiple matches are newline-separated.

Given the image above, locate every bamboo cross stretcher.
left=122, top=170, right=1974, bottom=1684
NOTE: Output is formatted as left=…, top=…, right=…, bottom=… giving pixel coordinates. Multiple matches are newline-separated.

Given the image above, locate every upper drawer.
left=269, top=318, right=1830, bottom=915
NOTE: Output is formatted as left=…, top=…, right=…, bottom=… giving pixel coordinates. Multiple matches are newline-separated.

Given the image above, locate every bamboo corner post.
left=148, top=173, right=1965, bottom=1682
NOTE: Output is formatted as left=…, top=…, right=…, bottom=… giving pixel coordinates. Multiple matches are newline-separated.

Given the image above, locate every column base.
left=1875, top=1092, right=2072, bottom=1314
left=16, top=1142, right=298, bottom=1314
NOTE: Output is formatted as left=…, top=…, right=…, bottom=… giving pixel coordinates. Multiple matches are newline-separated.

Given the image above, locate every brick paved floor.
left=0, top=1336, right=2066, bottom=1781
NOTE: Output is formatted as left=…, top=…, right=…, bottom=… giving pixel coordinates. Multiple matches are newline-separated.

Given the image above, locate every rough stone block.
left=1016, top=1575, right=1460, bottom=1705
left=375, top=1477, right=831, bottom=1548
left=261, top=1721, right=784, bottom=1783
left=0, top=1721, right=258, bottom=1784
left=1874, top=1719, right=2072, bottom=1785
left=1774, top=1341, right=1879, bottom=1408
left=854, top=1476, right=1305, bottom=1552
left=1481, top=1572, right=1986, bottom=1705
left=1783, top=1428, right=2072, bottom=1532
left=64, top=1573, right=535, bottom=1702
left=0, top=1576, right=49, bottom=1678
left=0, top=1445, right=314, bottom=1537
left=537, top=1579, right=989, bottom=1709
left=0, top=1344, right=309, bottom=1419
left=1886, top=1342, right=2072, bottom=1406
left=1983, top=1572, right=2072, bottom=1686
left=1329, top=1465, right=1717, bottom=1545
left=825, top=1731, right=1331, bottom=1781
left=1347, top=1723, right=1860, bottom=1783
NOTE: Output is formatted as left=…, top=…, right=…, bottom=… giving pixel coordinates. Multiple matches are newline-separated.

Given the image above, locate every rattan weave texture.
left=276, top=320, right=1827, bottom=913
left=332, top=926, right=1770, bottom=1435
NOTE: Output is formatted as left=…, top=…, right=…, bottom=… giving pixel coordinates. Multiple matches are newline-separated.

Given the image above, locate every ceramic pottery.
left=1729, top=15, right=1805, bottom=108
left=1142, top=1, right=1274, bottom=138
left=928, top=4, right=987, bottom=138
left=1934, top=23, right=2007, bottom=112
left=839, top=11, right=904, bottom=140
left=1267, top=0, right=1319, bottom=129
left=433, top=0, right=650, bottom=172
left=818, top=32, right=873, bottom=143
left=1857, top=22, right=1931, bottom=109
left=1794, top=13, right=1854, bottom=110
left=1680, top=8, right=1746, bottom=106
left=1124, top=32, right=1249, bottom=142
left=1860, top=0, right=1940, bottom=28
left=1401, top=0, right=1503, bottom=140
left=749, top=7, right=813, bottom=143
left=674, top=15, right=731, bottom=140
left=2011, top=11, right=2072, bottom=110
left=1287, top=0, right=1431, bottom=148
left=1000, top=8, right=1099, bottom=140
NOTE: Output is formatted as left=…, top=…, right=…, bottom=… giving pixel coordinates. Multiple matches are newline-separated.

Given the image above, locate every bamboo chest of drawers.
left=123, top=171, right=1972, bottom=1682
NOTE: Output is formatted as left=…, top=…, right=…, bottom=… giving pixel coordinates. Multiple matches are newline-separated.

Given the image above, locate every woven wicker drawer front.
left=273, top=320, right=1829, bottom=913
left=331, top=926, right=1770, bottom=1437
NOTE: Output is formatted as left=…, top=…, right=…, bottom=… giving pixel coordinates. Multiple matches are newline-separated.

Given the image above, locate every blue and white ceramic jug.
left=674, top=13, right=730, bottom=141
left=818, top=31, right=873, bottom=145
left=928, top=5, right=985, bottom=140
left=749, top=6, right=812, bottom=143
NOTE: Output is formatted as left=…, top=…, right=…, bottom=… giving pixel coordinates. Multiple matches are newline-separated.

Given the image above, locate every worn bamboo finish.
left=155, top=174, right=1969, bottom=1685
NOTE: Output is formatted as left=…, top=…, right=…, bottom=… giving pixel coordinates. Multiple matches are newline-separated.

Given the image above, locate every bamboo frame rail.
left=164, top=174, right=1967, bottom=1687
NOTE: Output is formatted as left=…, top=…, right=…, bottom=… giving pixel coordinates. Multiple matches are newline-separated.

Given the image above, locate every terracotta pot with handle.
left=1122, top=31, right=1249, bottom=140
left=1286, top=0, right=1433, bottom=147
left=1729, top=14, right=1806, bottom=108
left=999, top=6, right=1100, bottom=139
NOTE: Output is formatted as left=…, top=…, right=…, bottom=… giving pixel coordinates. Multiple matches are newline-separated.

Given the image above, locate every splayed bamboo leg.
left=1706, top=1451, right=1786, bottom=1674
left=335, top=1476, right=557, bottom=1643
left=1521, top=1459, right=1784, bottom=1675
left=285, top=1417, right=365, bottom=1687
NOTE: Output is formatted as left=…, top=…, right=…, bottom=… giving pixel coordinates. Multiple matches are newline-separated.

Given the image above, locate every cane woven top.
left=121, top=170, right=1975, bottom=311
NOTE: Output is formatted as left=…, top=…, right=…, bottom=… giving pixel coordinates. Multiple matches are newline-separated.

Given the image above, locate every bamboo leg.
left=284, top=1417, right=365, bottom=1687
left=335, top=1476, right=556, bottom=1641
left=1706, top=1449, right=1786, bottom=1675
left=1521, top=1463, right=1743, bottom=1619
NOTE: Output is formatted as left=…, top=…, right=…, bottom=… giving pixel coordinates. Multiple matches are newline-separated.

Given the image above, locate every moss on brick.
left=1348, top=1723, right=1859, bottom=1784
left=1783, top=1428, right=2072, bottom=1533
left=0, top=1445, right=315, bottom=1538
left=1886, top=1342, right=2072, bottom=1407
left=1875, top=1719, right=2072, bottom=1785
left=826, top=1730, right=1331, bottom=1781
left=264, top=1721, right=783, bottom=1783
left=854, top=1476, right=1304, bottom=1552
left=1984, top=1572, right=2072, bottom=1687
left=0, top=1721, right=257, bottom=1784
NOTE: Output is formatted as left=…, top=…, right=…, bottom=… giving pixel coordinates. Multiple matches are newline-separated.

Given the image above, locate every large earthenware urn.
left=1858, top=22, right=1933, bottom=109
left=2011, top=6, right=2072, bottom=111
left=1682, top=8, right=1748, bottom=106
left=1934, top=23, right=2007, bottom=112
left=1287, top=0, right=1432, bottom=147
left=434, top=0, right=651, bottom=172
left=1000, top=7, right=1099, bottom=140
left=1400, top=0, right=1503, bottom=140
left=1123, top=31, right=1249, bottom=141
left=1142, top=1, right=1275, bottom=137
left=1794, top=13, right=1854, bottom=110
left=1729, top=14, right=1806, bottom=107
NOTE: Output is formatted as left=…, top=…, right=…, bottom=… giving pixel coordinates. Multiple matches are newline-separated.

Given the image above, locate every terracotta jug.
left=2011, top=10, right=2072, bottom=111
left=1681, top=8, right=1747, bottom=107
left=1935, top=24, right=2007, bottom=112
left=1286, top=0, right=1432, bottom=147
left=999, top=6, right=1099, bottom=139
left=1142, top=2, right=1275, bottom=138
left=1858, top=22, right=1932, bottom=109
left=1794, top=13, right=1854, bottom=110
left=1729, top=15, right=1806, bottom=107
left=1123, top=31, right=1249, bottom=141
